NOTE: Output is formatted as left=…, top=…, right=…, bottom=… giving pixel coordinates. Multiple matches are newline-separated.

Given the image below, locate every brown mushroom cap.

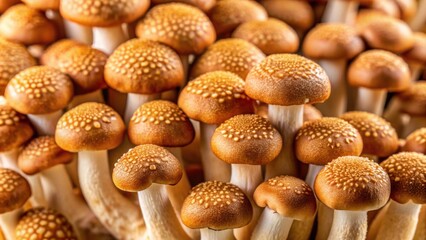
left=245, top=54, right=331, bottom=106
left=40, top=39, right=82, bottom=66
left=380, top=152, right=426, bottom=204
left=105, top=39, right=184, bottom=94
left=303, top=104, right=323, bottom=123
left=21, top=0, right=59, bottom=10
left=178, top=71, right=254, bottom=124
left=151, top=0, right=216, bottom=12
left=211, top=114, right=282, bottom=165
left=295, top=118, right=363, bottom=165
left=181, top=181, right=253, bottom=230
left=0, top=168, right=31, bottom=214
left=5, top=66, right=74, bottom=115
left=402, top=128, right=426, bottom=154
left=402, top=32, right=426, bottom=66
left=397, top=81, right=426, bottom=116
left=315, top=156, right=391, bottom=211
left=136, top=3, right=216, bottom=55
left=347, top=50, right=411, bottom=91
left=15, top=207, right=77, bottom=240
left=0, top=105, right=34, bottom=152
left=112, top=144, right=183, bottom=192
left=55, top=102, right=125, bottom=152
left=128, top=100, right=195, bottom=147
left=254, top=175, right=316, bottom=220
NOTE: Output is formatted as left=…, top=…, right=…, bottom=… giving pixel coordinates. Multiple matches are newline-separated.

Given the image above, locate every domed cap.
left=128, top=100, right=195, bottom=147
left=151, top=0, right=216, bottom=12
left=397, top=81, right=426, bottom=116
left=105, top=39, right=183, bottom=94
left=190, top=38, right=265, bottom=80
left=0, top=0, right=19, bottom=13
left=380, top=152, right=426, bottom=204
left=60, top=0, right=149, bottom=27
left=211, top=114, right=282, bottom=165
left=402, top=128, right=426, bottom=154
left=5, top=66, right=74, bottom=114
left=55, top=102, right=125, bottom=152
left=40, top=39, right=81, bottom=66
left=21, top=0, right=59, bottom=10
left=0, top=168, right=31, bottom=213
left=315, top=156, right=391, bottom=211
left=18, top=136, right=74, bottom=175
left=245, top=54, right=331, bottom=106
left=303, top=23, right=365, bottom=60
left=136, top=3, right=216, bottom=55
left=15, top=208, right=77, bottom=240
left=402, top=32, right=426, bottom=66
left=340, top=111, right=399, bottom=157
left=348, top=50, right=410, bottom=92
left=303, top=104, right=322, bottom=123
left=295, top=118, right=363, bottom=165
left=112, top=144, right=183, bottom=192
left=181, top=181, right=253, bottom=230
left=0, top=105, right=33, bottom=152
left=254, top=176, right=316, bottom=220
left=178, top=71, right=254, bottom=124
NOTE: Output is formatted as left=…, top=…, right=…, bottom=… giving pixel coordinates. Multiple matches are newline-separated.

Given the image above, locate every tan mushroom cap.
left=315, top=156, right=391, bottom=211
left=105, top=39, right=183, bottom=94
left=55, top=102, right=125, bottom=152
left=245, top=54, right=331, bottom=106
left=0, top=0, right=20, bottom=14
left=303, top=23, right=365, bottom=60
left=340, top=111, right=399, bottom=157
left=254, top=176, right=316, bottom=220
left=15, top=208, right=77, bottom=240
left=190, top=38, right=265, bottom=80
left=402, top=128, right=426, bottom=154
left=0, top=4, right=57, bottom=45
left=18, top=136, right=74, bottom=175
left=232, top=18, right=299, bottom=55
left=181, top=181, right=253, bottom=230
left=136, top=3, right=216, bottom=55
left=295, top=118, right=363, bottom=165
left=178, top=71, right=254, bottom=124
left=401, top=32, right=426, bottom=66
left=380, top=152, right=426, bottom=204
left=128, top=100, right=195, bottom=147
left=151, top=0, right=216, bottom=12
left=348, top=50, right=411, bottom=91
left=211, top=114, right=282, bottom=165
left=0, top=168, right=31, bottom=214
left=303, top=104, right=323, bottom=123
left=40, top=39, right=82, bottom=66
left=112, top=144, right=183, bottom=192
left=397, top=81, right=426, bottom=116
left=5, top=66, right=74, bottom=115
left=60, top=0, right=149, bottom=27
left=21, top=0, right=59, bottom=10
left=0, top=105, right=34, bottom=152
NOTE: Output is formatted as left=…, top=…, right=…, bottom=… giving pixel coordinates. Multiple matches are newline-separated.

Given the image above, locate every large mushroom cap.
left=402, top=128, right=426, bottom=154
left=151, top=0, right=216, bottom=12
left=0, top=168, right=31, bottom=213
left=40, top=39, right=82, bottom=66
left=397, top=81, right=426, bottom=116
left=0, top=105, right=33, bottom=152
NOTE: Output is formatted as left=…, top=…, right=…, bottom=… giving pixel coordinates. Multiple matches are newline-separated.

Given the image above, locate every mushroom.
left=40, top=39, right=82, bottom=66
left=401, top=32, right=426, bottom=82
left=397, top=81, right=426, bottom=136
left=322, top=0, right=374, bottom=24
left=402, top=127, right=426, bottom=153
left=181, top=181, right=253, bottom=240
left=151, top=0, right=216, bottom=12
left=112, top=144, right=190, bottom=240
left=303, top=104, right=323, bottom=123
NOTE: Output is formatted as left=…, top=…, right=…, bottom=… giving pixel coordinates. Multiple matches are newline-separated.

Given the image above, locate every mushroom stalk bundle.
left=63, top=20, right=93, bottom=44
left=328, top=210, right=367, bottom=240
left=322, top=1, right=358, bottom=24
left=355, top=88, right=387, bottom=116
left=252, top=208, right=293, bottom=240
left=200, top=228, right=234, bottom=240
left=0, top=209, right=21, bottom=240
left=124, top=93, right=160, bottom=124
left=27, top=110, right=63, bottom=136
left=92, top=26, right=128, bottom=55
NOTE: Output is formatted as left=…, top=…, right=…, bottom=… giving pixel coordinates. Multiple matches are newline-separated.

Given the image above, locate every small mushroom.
left=402, top=127, right=426, bottom=154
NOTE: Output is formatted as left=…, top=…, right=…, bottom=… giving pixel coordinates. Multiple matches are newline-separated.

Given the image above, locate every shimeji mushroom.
left=40, top=39, right=82, bottom=66
left=401, top=32, right=426, bottom=82
left=402, top=128, right=426, bottom=153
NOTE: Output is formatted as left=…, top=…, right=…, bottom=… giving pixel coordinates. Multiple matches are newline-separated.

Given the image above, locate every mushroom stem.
left=63, top=20, right=93, bottom=44
left=27, top=110, right=63, bottom=135
left=78, top=150, right=145, bottom=239
left=322, top=0, right=358, bottom=24
left=252, top=207, right=293, bottom=240
left=137, top=184, right=190, bottom=240
left=328, top=210, right=367, bottom=240
left=200, top=122, right=231, bottom=182
left=355, top=88, right=387, bottom=116
left=403, top=116, right=426, bottom=137
left=410, top=65, right=422, bottom=82
left=92, top=26, right=127, bottom=55
left=305, top=164, right=323, bottom=188
left=200, top=228, right=234, bottom=240
left=0, top=209, right=22, bottom=240
left=315, top=202, right=334, bottom=240
left=410, top=0, right=426, bottom=31
left=383, top=98, right=407, bottom=135
left=266, top=104, right=303, bottom=178
left=68, top=90, right=105, bottom=109
left=288, top=218, right=315, bottom=240
left=124, top=93, right=161, bottom=124
left=414, top=205, right=426, bottom=240
left=367, top=202, right=390, bottom=240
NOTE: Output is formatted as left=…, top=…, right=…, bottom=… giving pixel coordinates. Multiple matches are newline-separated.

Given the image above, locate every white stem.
left=410, top=0, right=426, bottom=31
left=138, top=184, right=190, bottom=240
left=200, top=229, right=235, bottom=240
left=68, top=90, right=105, bottom=109
left=410, top=65, right=422, bottom=83
left=92, top=26, right=127, bottom=55
left=315, top=202, right=334, bottom=240
left=383, top=97, right=404, bottom=134
left=78, top=150, right=145, bottom=240
left=328, top=210, right=367, bottom=240
left=305, top=165, right=323, bottom=188
left=252, top=207, right=293, bottom=240
left=355, top=88, right=387, bottom=116
left=125, top=93, right=161, bottom=124
left=403, top=116, right=426, bottom=137
left=27, top=110, right=63, bottom=135
left=266, top=105, right=303, bottom=178
left=200, top=122, right=231, bottom=182
left=322, top=0, right=359, bottom=24
left=414, top=205, right=426, bottom=240
left=63, top=20, right=93, bottom=44
left=0, top=209, right=22, bottom=240
left=65, top=155, right=80, bottom=188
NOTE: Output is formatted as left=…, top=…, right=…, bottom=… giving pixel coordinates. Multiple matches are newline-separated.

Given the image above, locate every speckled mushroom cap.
left=104, top=39, right=183, bottom=94
left=402, top=128, right=426, bottom=154
left=0, top=40, right=36, bottom=95
left=0, top=0, right=20, bottom=13
left=340, top=111, right=399, bottom=157
left=151, top=0, right=216, bottom=12
left=181, top=181, right=253, bottom=230
left=18, top=136, right=74, bottom=175
left=348, top=50, right=411, bottom=91
left=303, top=104, right=323, bottom=123
left=245, top=54, right=331, bottom=106
left=5, top=66, right=74, bottom=115
left=21, top=0, right=59, bottom=10
left=402, top=32, right=426, bottom=66
left=380, top=152, right=426, bottom=204
left=40, top=39, right=81, bottom=66
left=315, top=156, right=391, bottom=211
left=0, top=105, right=33, bottom=152
left=211, top=114, right=282, bottom=165
left=136, top=3, right=216, bottom=55
left=295, top=118, right=363, bottom=165
left=397, top=81, right=426, bottom=116
left=232, top=19, right=299, bottom=55
left=178, top=71, right=254, bottom=124
left=0, top=4, right=57, bottom=45
left=128, top=100, right=195, bottom=147
left=0, top=168, right=31, bottom=213
left=303, top=23, right=365, bottom=60
left=60, top=0, right=149, bottom=27
left=55, top=102, right=125, bottom=152
left=15, top=208, right=77, bottom=240
left=254, top=176, right=316, bottom=220
left=190, top=38, right=265, bottom=79
left=112, top=144, right=183, bottom=192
